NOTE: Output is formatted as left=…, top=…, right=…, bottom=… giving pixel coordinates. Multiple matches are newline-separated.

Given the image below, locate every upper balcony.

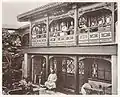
left=19, top=2, right=117, bottom=48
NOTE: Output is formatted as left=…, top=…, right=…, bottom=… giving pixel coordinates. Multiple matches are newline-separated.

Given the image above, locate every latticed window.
left=32, top=24, right=47, bottom=39
left=53, top=59, right=57, bottom=71
left=42, top=59, right=46, bottom=68
left=62, top=58, right=66, bottom=72
left=66, top=59, right=75, bottom=73
left=92, top=63, right=98, bottom=78
left=78, top=60, right=84, bottom=74
left=50, top=58, right=57, bottom=72
left=91, top=59, right=111, bottom=82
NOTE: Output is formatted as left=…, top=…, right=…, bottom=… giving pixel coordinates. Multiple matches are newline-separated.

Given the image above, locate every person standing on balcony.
left=69, top=21, right=74, bottom=35
left=60, top=22, right=68, bottom=36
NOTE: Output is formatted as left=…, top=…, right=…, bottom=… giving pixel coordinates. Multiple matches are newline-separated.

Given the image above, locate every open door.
left=32, top=56, right=46, bottom=84
left=49, top=56, right=76, bottom=93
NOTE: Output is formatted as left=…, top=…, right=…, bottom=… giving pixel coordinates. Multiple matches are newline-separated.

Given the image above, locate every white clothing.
left=81, top=83, right=91, bottom=95
left=45, top=73, right=57, bottom=89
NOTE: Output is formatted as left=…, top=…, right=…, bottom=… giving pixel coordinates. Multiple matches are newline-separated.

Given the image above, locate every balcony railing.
left=29, top=25, right=113, bottom=47
left=32, top=38, right=47, bottom=47
left=78, top=24, right=112, bottom=44
left=49, top=31, right=76, bottom=46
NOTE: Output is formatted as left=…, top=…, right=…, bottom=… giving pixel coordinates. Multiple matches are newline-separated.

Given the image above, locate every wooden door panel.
left=79, top=75, right=84, bottom=91
left=65, top=74, right=75, bottom=89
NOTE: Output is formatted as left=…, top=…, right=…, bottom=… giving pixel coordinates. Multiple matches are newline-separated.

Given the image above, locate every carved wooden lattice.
left=66, top=59, right=75, bottom=73
left=31, top=23, right=47, bottom=47
left=78, top=60, right=84, bottom=74
left=92, top=63, right=98, bottom=78
left=62, top=58, right=66, bottom=72
left=50, top=58, right=57, bottom=72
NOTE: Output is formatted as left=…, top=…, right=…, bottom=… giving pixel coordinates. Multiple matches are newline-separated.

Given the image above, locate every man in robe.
left=45, top=68, right=57, bottom=90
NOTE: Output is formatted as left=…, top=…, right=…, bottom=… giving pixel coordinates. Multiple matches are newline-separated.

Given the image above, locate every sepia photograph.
left=2, top=1, right=118, bottom=95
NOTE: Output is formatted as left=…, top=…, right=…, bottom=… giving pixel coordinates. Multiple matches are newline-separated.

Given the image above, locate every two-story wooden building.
left=17, top=2, right=118, bottom=94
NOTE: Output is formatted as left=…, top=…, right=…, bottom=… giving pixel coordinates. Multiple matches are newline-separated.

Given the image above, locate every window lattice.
left=92, top=63, right=98, bottom=78
left=67, top=60, right=75, bottom=73
left=79, top=61, right=84, bottom=74
left=62, top=59, right=66, bottom=72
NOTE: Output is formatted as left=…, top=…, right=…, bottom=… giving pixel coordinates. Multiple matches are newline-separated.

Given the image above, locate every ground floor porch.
left=22, top=53, right=117, bottom=95
left=21, top=45, right=117, bottom=95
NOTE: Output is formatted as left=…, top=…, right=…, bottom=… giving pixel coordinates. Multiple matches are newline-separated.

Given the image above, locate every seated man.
left=18, top=77, right=28, bottom=94
left=45, top=68, right=57, bottom=90
left=19, top=77, right=27, bottom=87
left=81, top=83, right=92, bottom=95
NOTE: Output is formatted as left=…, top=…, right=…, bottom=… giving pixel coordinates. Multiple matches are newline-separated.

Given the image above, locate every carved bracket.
left=78, top=56, right=111, bottom=62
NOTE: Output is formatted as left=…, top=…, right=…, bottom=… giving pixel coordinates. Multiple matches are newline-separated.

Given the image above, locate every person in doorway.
left=45, top=68, right=57, bottom=90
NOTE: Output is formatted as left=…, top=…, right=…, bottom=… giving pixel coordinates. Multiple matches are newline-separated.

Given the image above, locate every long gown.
left=45, top=73, right=57, bottom=89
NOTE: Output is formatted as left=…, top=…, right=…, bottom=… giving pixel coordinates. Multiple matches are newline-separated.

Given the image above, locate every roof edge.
left=17, top=2, right=66, bottom=22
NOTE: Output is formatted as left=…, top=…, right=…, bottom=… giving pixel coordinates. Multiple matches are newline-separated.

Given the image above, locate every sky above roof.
left=2, top=1, right=49, bottom=28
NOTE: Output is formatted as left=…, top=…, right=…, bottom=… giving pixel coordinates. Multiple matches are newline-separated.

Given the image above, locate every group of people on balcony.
left=32, top=12, right=112, bottom=39
left=78, top=13, right=112, bottom=33
left=50, top=20, right=74, bottom=37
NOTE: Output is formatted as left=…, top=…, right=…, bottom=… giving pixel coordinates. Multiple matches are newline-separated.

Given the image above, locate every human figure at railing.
left=98, top=16, right=104, bottom=26
left=53, top=27, right=58, bottom=37
left=90, top=17, right=98, bottom=32
left=105, top=14, right=112, bottom=25
left=50, top=26, right=54, bottom=32
left=69, top=21, right=74, bottom=35
left=54, top=26, right=57, bottom=32
left=42, top=25, right=46, bottom=33
left=91, top=17, right=98, bottom=27
left=79, top=22, right=88, bottom=33
left=60, top=22, right=69, bottom=36
left=39, top=27, right=42, bottom=34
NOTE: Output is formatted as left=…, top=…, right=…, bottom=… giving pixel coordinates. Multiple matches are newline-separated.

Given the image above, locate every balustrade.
left=29, top=2, right=115, bottom=47
left=78, top=25, right=112, bottom=44
left=49, top=33, right=76, bottom=46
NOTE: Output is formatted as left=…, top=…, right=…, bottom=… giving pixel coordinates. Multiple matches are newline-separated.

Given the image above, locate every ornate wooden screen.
left=49, top=9, right=76, bottom=46
left=78, top=3, right=113, bottom=44
left=31, top=22, right=47, bottom=47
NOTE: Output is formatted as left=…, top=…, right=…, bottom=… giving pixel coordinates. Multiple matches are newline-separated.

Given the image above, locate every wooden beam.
left=22, top=44, right=117, bottom=55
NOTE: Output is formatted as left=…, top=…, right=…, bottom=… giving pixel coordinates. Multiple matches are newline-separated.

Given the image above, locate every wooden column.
left=24, top=53, right=28, bottom=78
left=29, top=55, right=32, bottom=81
left=31, top=55, right=34, bottom=82
left=111, top=55, right=118, bottom=95
left=46, top=15, right=49, bottom=46
left=75, top=56, right=79, bottom=94
left=29, top=20, right=32, bottom=46
left=73, top=5, right=78, bottom=45
left=111, top=3, right=115, bottom=42
left=46, top=55, right=49, bottom=80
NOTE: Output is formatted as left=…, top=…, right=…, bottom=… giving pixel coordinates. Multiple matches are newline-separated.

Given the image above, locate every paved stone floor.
left=39, top=90, right=67, bottom=95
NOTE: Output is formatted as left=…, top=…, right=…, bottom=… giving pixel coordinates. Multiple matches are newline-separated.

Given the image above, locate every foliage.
left=2, top=28, right=23, bottom=90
